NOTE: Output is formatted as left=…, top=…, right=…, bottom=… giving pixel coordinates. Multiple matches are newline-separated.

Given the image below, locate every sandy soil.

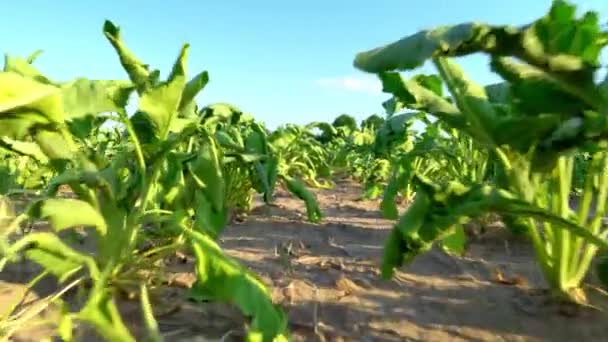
left=2, top=179, right=608, bottom=341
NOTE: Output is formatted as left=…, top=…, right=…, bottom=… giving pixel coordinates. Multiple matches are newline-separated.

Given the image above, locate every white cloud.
left=315, top=75, right=382, bottom=95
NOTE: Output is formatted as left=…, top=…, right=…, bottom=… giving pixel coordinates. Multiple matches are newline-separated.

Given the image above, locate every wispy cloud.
left=315, top=75, right=382, bottom=95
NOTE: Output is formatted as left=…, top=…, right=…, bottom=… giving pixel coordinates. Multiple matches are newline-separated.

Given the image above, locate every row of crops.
left=1, top=0, right=608, bottom=340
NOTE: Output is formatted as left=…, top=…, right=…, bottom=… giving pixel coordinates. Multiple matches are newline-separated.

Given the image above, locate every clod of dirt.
left=294, top=255, right=345, bottom=271
left=335, top=276, right=364, bottom=295
left=167, top=272, right=196, bottom=288
left=283, top=280, right=317, bottom=304
left=493, top=268, right=528, bottom=287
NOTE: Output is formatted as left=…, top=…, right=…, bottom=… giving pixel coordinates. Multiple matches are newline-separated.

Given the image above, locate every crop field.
left=2, top=1, right=608, bottom=341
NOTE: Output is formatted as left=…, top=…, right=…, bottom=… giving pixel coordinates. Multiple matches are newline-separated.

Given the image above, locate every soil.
left=2, top=179, right=608, bottom=341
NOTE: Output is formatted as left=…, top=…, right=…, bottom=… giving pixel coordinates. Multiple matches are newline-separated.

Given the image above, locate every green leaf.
left=380, top=161, right=412, bottom=220
left=354, top=23, right=486, bottom=73
left=140, top=284, right=162, bottom=342
left=354, top=1, right=607, bottom=79
left=179, top=71, right=209, bottom=111
left=381, top=187, right=431, bottom=278
left=201, top=102, right=243, bottom=127
left=193, top=191, right=228, bottom=239
left=381, top=174, right=608, bottom=278
left=0, top=137, right=48, bottom=162
left=103, top=20, right=154, bottom=93
left=4, top=232, right=99, bottom=281
left=484, top=82, right=512, bottom=104
left=26, top=50, right=43, bottom=64
left=282, top=175, right=322, bottom=223
left=25, top=248, right=82, bottom=283
left=34, top=130, right=73, bottom=160
left=332, top=114, right=358, bottom=133
left=188, top=135, right=225, bottom=212
left=412, top=74, right=443, bottom=96
left=3, top=53, right=55, bottom=84
left=433, top=57, right=497, bottom=146
left=136, top=45, right=188, bottom=140
left=441, top=225, right=466, bottom=255
left=378, top=72, right=465, bottom=130
left=0, top=71, right=63, bottom=139
left=61, top=78, right=134, bottom=122
left=77, top=289, right=135, bottom=342
left=490, top=56, right=596, bottom=115
left=28, top=198, right=107, bottom=235
left=186, top=229, right=289, bottom=341
left=97, top=193, right=128, bottom=265
left=215, top=130, right=244, bottom=150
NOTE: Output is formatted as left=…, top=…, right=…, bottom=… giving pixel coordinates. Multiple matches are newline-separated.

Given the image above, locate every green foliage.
left=355, top=0, right=608, bottom=302
left=0, top=20, right=289, bottom=340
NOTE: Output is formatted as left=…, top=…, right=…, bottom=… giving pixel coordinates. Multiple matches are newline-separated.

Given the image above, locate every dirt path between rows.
left=3, top=179, right=608, bottom=341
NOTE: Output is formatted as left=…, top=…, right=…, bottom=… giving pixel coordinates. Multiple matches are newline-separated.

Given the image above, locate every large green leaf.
left=188, top=134, right=225, bottom=212
left=28, top=198, right=107, bottom=235
left=354, top=23, right=487, bottom=73
left=0, top=71, right=63, bottom=139
left=354, top=1, right=607, bottom=79
left=490, top=56, right=596, bottom=114
left=135, top=45, right=188, bottom=140
left=61, top=78, right=134, bottom=123
left=186, top=229, right=288, bottom=341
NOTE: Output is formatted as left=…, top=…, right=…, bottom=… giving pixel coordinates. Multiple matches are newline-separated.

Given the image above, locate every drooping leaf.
left=282, top=175, right=322, bottom=223
left=354, top=0, right=607, bottom=80
left=186, top=229, right=289, bottom=341
left=381, top=174, right=608, bottom=278
left=4, top=232, right=99, bottom=281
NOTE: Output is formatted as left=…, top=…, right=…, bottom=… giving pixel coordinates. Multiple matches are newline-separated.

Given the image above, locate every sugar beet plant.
left=355, top=0, right=608, bottom=303
left=0, top=21, right=289, bottom=340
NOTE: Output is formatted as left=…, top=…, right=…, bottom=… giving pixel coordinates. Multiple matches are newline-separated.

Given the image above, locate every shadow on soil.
left=2, top=182, right=608, bottom=341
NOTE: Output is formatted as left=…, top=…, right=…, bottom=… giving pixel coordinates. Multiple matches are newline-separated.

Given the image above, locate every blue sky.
left=1, top=1, right=606, bottom=128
